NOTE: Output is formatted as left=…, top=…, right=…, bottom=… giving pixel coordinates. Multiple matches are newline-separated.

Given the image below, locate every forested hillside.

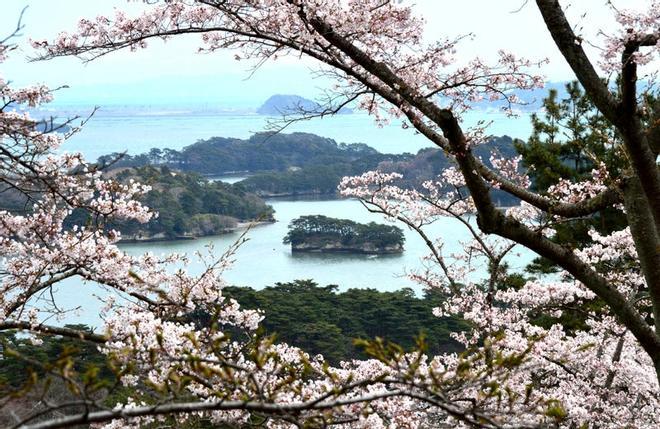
left=100, top=132, right=521, bottom=203
left=109, top=166, right=274, bottom=240
left=98, top=132, right=390, bottom=174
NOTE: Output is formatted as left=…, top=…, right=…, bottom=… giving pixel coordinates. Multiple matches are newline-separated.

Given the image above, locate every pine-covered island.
left=283, top=215, right=405, bottom=254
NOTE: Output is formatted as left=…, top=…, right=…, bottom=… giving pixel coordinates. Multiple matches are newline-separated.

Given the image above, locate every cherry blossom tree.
left=1, top=0, right=658, bottom=427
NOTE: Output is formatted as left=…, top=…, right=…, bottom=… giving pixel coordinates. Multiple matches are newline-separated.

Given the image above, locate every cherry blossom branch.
left=368, top=90, right=657, bottom=366
left=0, top=5, right=27, bottom=45
left=20, top=376, right=535, bottom=429
left=474, top=162, right=621, bottom=217
left=621, top=176, right=660, bottom=336
left=12, top=390, right=416, bottom=429
left=357, top=199, right=459, bottom=290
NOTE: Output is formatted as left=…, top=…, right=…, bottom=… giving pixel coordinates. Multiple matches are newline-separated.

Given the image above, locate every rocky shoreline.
left=291, top=240, right=403, bottom=255
left=119, top=220, right=274, bottom=243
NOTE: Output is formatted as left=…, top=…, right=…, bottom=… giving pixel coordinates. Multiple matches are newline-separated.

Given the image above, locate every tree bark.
left=622, top=176, right=660, bottom=336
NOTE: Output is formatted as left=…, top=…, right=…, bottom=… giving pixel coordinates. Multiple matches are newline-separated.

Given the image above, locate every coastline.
left=119, top=220, right=275, bottom=244
left=291, top=246, right=403, bottom=255
left=257, top=190, right=339, bottom=199
left=289, top=239, right=404, bottom=255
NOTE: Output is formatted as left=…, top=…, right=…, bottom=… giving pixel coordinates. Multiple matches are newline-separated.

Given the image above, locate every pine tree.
left=515, top=82, right=628, bottom=273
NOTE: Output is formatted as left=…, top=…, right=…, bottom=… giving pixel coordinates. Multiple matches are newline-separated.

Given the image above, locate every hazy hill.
left=257, top=94, right=352, bottom=115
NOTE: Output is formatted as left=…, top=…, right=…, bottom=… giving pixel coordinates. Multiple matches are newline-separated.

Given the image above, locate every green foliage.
left=516, top=82, right=624, bottom=190
left=545, top=399, right=569, bottom=422
left=99, top=132, right=382, bottom=175
left=0, top=325, right=111, bottom=389
left=240, top=163, right=360, bottom=196
left=515, top=82, right=628, bottom=273
left=72, top=166, right=274, bottom=239
left=96, top=132, right=522, bottom=204
left=283, top=215, right=405, bottom=251
left=224, top=280, right=467, bottom=364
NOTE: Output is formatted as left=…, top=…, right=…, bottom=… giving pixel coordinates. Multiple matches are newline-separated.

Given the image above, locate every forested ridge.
left=99, top=132, right=521, bottom=202
left=0, top=166, right=276, bottom=241
left=98, top=132, right=386, bottom=174
left=0, top=163, right=275, bottom=242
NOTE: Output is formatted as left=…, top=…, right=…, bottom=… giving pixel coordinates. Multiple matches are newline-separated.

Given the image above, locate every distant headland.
left=257, top=94, right=353, bottom=115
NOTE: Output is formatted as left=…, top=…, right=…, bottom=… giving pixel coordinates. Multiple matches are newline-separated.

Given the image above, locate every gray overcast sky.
left=0, top=0, right=652, bottom=107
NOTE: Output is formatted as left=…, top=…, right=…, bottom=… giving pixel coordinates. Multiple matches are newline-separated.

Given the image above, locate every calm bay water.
left=52, top=198, right=536, bottom=327
left=54, top=107, right=533, bottom=159
left=39, top=107, right=537, bottom=327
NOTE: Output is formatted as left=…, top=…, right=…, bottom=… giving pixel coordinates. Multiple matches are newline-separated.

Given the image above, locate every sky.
left=0, top=0, right=652, bottom=108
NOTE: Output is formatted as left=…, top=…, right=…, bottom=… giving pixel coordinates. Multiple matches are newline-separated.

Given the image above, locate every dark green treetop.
left=283, top=215, right=405, bottom=249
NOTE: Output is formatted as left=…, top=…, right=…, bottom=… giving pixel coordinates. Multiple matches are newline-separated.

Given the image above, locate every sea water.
left=35, top=105, right=537, bottom=327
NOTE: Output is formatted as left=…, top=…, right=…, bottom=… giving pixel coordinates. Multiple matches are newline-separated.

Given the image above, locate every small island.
left=283, top=215, right=405, bottom=254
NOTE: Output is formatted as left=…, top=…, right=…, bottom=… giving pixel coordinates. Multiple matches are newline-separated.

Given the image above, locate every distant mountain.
left=258, top=84, right=571, bottom=117
left=257, top=94, right=352, bottom=115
